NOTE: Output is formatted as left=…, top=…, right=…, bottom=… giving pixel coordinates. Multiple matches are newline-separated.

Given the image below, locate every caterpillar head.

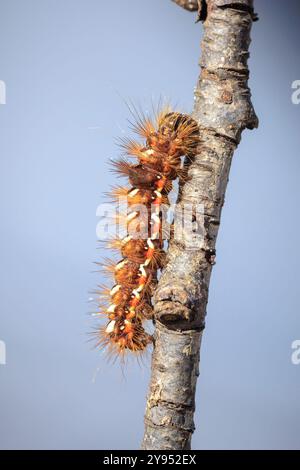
left=157, top=112, right=199, bottom=157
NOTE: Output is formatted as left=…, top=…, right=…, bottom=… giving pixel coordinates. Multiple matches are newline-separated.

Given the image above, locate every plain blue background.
left=0, top=0, right=299, bottom=449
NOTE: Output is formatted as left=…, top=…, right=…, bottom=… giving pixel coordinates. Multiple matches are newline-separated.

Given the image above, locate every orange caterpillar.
left=95, top=109, right=199, bottom=358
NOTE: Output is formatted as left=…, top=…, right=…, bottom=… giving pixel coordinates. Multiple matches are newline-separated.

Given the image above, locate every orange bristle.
left=105, top=185, right=129, bottom=203
left=110, top=157, right=134, bottom=178
left=118, top=137, right=144, bottom=159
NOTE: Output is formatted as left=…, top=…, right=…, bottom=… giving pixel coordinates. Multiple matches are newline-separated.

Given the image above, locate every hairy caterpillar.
left=94, top=108, right=199, bottom=358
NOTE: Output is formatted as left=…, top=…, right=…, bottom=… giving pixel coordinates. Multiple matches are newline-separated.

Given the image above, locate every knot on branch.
left=216, top=1, right=258, bottom=22
left=154, top=284, right=206, bottom=331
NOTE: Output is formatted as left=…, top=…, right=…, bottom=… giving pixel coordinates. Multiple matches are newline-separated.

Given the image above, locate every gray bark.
left=141, top=0, right=258, bottom=450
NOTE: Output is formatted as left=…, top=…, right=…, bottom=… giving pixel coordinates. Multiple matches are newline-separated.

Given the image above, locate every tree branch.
left=142, top=0, right=258, bottom=450
left=171, top=0, right=199, bottom=12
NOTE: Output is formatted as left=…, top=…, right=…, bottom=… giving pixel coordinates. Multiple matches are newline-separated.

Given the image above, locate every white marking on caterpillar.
left=128, top=188, right=139, bottom=197
left=139, top=265, right=147, bottom=278
left=110, top=285, right=121, bottom=296
left=107, top=304, right=116, bottom=313
left=147, top=239, right=155, bottom=249
left=126, top=211, right=138, bottom=222
left=121, top=235, right=132, bottom=245
left=132, top=289, right=141, bottom=299
left=143, top=149, right=154, bottom=156
left=154, top=190, right=162, bottom=198
left=115, top=260, right=127, bottom=271
left=105, top=320, right=116, bottom=333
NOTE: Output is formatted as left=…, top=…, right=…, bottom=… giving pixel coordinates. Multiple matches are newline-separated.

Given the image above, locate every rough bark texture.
left=141, top=0, right=258, bottom=450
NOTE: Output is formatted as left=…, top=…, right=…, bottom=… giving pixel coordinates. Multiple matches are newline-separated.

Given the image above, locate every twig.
left=171, top=0, right=199, bottom=12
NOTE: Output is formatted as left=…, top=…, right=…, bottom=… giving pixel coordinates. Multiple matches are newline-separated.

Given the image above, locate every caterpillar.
left=94, top=107, right=199, bottom=358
